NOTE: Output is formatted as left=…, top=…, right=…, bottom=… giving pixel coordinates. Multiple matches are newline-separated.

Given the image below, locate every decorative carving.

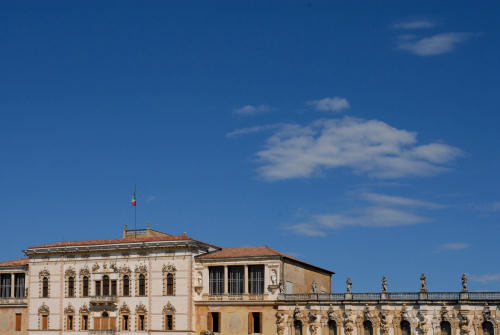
left=162, top=302, right=176, bottom=313
left=380, top=312, right=390, bottom=335
left=364, top=306, right=371, bottom=320
left=401, top=305, right=411, bottom=321
left=79, top=267, right=90, bottom=277
left=309, top=312, right=320, bottom=335
left=459, top=313, right=471, bottom=335
left=39, top=269, right=50, bottom=279
left=110, top=263, right=119, bottom=272
left=162, top=264, right=177, bottom=273
left=120, top=266, right=131, bottom=274
left=119, top=303, right=130, bottom=314
left=64, top=304, right=75, bottom=314
left=79, top=304, right=90, bottom=314
left=462, top=274, right=468, bottom=292
left=92, top=263, right=100, bottom=272
left=418, top=311, right=430, bottom=335
left=328, top=305, right=335, bottom=321
left=276, top=312, right=286, bottom=335
left=271, top=269, right=278, bottom=285
left=293, top=305, right=303, bottom=321
left=382, top=276, right=388, bottom=293
left=420, top=273, right=427, bottom=292
left=483, top=305, right=493, bottom=322
left=38, top=303, right=50, bottom=314
left=344, top=313, right=355, bottom=335
left=65, top=268, right=76, bottom=278
left=135, top=264, right=147, bottom=273
left=135, top=303, right=147, bottom=314
left=312, top=280, right=319, bottom=293
left=196, top=271, right=203, bottom=287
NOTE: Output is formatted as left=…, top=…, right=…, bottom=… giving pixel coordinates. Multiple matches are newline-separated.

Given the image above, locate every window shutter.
left=248, top=312, right=253, bottom=334
left=207, top=313, right=213, bottom=331
left=110, top=317, right=116, bottom=330
left=94, top=317, right=100, bottom=330
left=15, top=314, right=22, bottom=331
left=218, top=313, right=221, bottom=333
left=259, top=313, right=262, bottom=334
left=42, top=315, right=48, bottom=330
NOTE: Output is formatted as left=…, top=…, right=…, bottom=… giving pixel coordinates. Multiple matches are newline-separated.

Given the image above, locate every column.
left=224, top=266, right=228, bottom=294
left=11, top=273, right=14, bottom=298
left=244, top=265, right=248, bottom=294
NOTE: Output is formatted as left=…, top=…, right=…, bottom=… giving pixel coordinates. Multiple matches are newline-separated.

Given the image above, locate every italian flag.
left=131, top=188, right=137, bottom=206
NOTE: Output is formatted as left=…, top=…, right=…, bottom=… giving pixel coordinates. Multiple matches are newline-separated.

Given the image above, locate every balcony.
left=0, top=297, right=27, bottom=306
left=89, top=295, right=117, bottom=307
left=89, top=330, right=116, bottom=335
left=202, top=293, right=268, bottom=301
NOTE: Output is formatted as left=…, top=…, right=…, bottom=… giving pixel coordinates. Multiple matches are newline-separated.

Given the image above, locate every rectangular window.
left=41, top=315, right=48, bottom=330
left=15, top=313, right=22, bottom=331
left=248, top=265, right=264, bottom=295
left=67, top=315, right=73, bottom=331
left=0, top=274, right=11, bottom=298
left=138, top=315, right=145, bottom=331
left=166, top=314, right=173, bottom=330
left=111, top=280, right=117, bottom=296
left=122, top=315, right=129, bottom=331
left=82, top=315, right=88, bottom=330
left=95, top=281, right=101, bottom=296
left=286, top=281, right=293, bottom=294
left=228, top=266, right=244, bottom=295
left=209, top=267, right=224, bottom=295
left=14, top=274, right=25, bottom=298
left=209, top=312, right=220, bottom=333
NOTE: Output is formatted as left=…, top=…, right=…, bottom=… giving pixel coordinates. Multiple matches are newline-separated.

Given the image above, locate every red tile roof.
left=29, top=235, right=219, bottom=249
left=0, top=258, right=29, bottom=267
left=196, top=246, right=334, bottom=274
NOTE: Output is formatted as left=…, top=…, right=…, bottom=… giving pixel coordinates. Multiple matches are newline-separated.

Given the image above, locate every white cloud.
left=226, top=124, right=283, bottom=138
left=256, top=117, right=462, bottom=181
left=393, top=19, right=435, bottom=30
left=308, top=97, right=350, bottom=113
left=284, top=223, right=327, bottom=237
left=233, top=104, right=274, bottom=115
left=398, top=33, right=470, bottom=56
left=437, top=242, right=469, bottom=251
left=359, top=192, right=445, bottom=209
left=470, top=274, right=500, bottom=284
left=471, top=201, right=500, bottom=212
left=146, top=195, right=156, bottom=203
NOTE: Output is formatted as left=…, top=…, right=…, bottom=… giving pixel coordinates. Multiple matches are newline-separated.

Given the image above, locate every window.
left=111, top=280, right=117, bottom=296
left=208, top=312, right=221, bottom=333
left=401, top=321, right=411, bottom=335
left=67, top=315, right=73, bottom=331
left=103, top=276, right=110, bottom=296
left=294, top=320, right=302, bottom=335
left=122, top=315, right=129, bottom=331
left=68, top=277, right=75, bottom=297
left=123, top=275, right=130, bottom=296
left=138, top=274, right=146, bottom=296
left=286, top=281, right=293, bottom=294
left=41, top=315, right=48, bottom=330
left=248, top=312, right=262, bottom=334
left=95, top=280, right=101, bottom=296
left=248, top=265, right=264, bottom=295
left=15, top=313, right=22, bottom=331
left=42, top=277, right=49, bottom=298
left=82, top=276, right=89, bottom=297
left=166, top=273, right=174, bottom=296
left=209, top=267, right=224, bottom=295
left=14, top=274, right=25, bottom=298
left=81, top=315, right=88, bottom=331
left=165, top=314, right=173, bottom=330
left=441, top=321, right=451, bottom=335
left=0, top=274, right=11, bottom=298
left=228, top=266, right=244, bottom=295
left=328, top=320, right=337, bottom=335
left=364, top=321, right=373, bottom=335
left=483, top=322, right=494, bottom=335
left=138, top=315, right=145, bottom=331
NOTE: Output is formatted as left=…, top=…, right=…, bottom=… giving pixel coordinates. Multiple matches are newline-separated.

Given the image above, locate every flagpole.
left=134, top=184, right=137, bottom=238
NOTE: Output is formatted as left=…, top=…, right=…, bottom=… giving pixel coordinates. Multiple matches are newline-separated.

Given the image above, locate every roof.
left=196, top=246, right=334, bottom=275
left=28, top=235, right=219, bottom=249
left=0, top=258, right=29, bottom=267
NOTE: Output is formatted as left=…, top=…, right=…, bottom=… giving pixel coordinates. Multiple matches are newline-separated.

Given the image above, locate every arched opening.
left=294, top=320, right=302, bottom=335
left=103, top=275, right=109, bottom=296
left=123, top=275, right=130, bottom=296
left=328, top=320, right=337, bottom=335
left=166, top=273, right=174, bottom=296
left=483, top=321, right=494, bottom=335
left=364, top=320, right=373, bottom=335
left=401, top=320, right=411, bottom=335
left=441, top=321, right=452, bottom=335
left=68, top=277, right=75, bottom=297
left=82, top=276, right=89, bottom=297
left=42, top=277, right=49, bottom=298
left=139, top=274, right=146, bottom=296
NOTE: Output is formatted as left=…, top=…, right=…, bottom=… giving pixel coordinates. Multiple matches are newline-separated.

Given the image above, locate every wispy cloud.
left=470, top=274, right=500, bottom=284
left=285, top=223, right=327, bottom=237
left=146, top=195, right=156, bottom=203
left=233, top=104, right=274, bottom=116
left=307, top=97, right=350, bottom=113
left=471, top=201, right=500, bottom=212
left=393, top=19, right=435, bottom=30
left=437, top=242, right=469, bottom=251
left=359, top=192, right=445, bottom=209
left=255, top=117, right=462, bottom=181
left=226, top=123, right=283, bottom=138
left=398, top=33, right=471, bottom=56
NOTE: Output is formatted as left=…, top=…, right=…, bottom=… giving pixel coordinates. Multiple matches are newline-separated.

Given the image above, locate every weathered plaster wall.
left=283, top=261, right=331, bottom=294
left=0, top=307, right=28, bottom=335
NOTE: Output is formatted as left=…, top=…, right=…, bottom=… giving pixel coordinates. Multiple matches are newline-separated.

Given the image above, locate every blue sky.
left=1, top=1, right=500, bottom=292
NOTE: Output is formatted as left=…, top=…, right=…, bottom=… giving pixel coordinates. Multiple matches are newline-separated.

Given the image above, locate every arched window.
left=138, top=274, right=146, bottom=296
left=294, top=320, right=302, bottom=335
left=103, top=276, right=110, bottom=296
left=123, top=275, right=130, bottom=296
left=42, top=277, right=49, bottom=298
left=483, top=322, right=494, bottom=335
left=364, top=321, right=373, bottom=335
left=328, top=320, right=337, bottom=335
left=166, top=274, right=174, bottom=296
left=82, top=276, right=89, bottom=297
left=441, top=321, right=452, bottom=335
left=401, top=320, right=411, bottom=335
left=68, top=277, right=75, bottom=297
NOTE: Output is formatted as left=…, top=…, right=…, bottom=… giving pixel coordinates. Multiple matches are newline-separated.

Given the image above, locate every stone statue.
left=328, top=305, right=335, bottom=321
left=418, top=311, right=430, bottom=335
left=461, top=273, right=468, bottom=292
left=420, top=273, right=427, bottom=292
left=312, top=280, right=319, bottom=293
left=459, top=313, right=470, bottom=335
left=271, top=269, right=278, bottom=285
left=293, top=306, right=302, bottom=320
left=276, top=312, right=285, bottom=335
left=278, top=280, right=284, bottom=293
left=380, top=312, right=390, bottom=335
left=346, top=277, right=352, bottom=293
left=382, top=276, right=387, bottom=293
left=196, top=271, right=202, bottom=287
left=344, top=315, right=355, bottom=335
